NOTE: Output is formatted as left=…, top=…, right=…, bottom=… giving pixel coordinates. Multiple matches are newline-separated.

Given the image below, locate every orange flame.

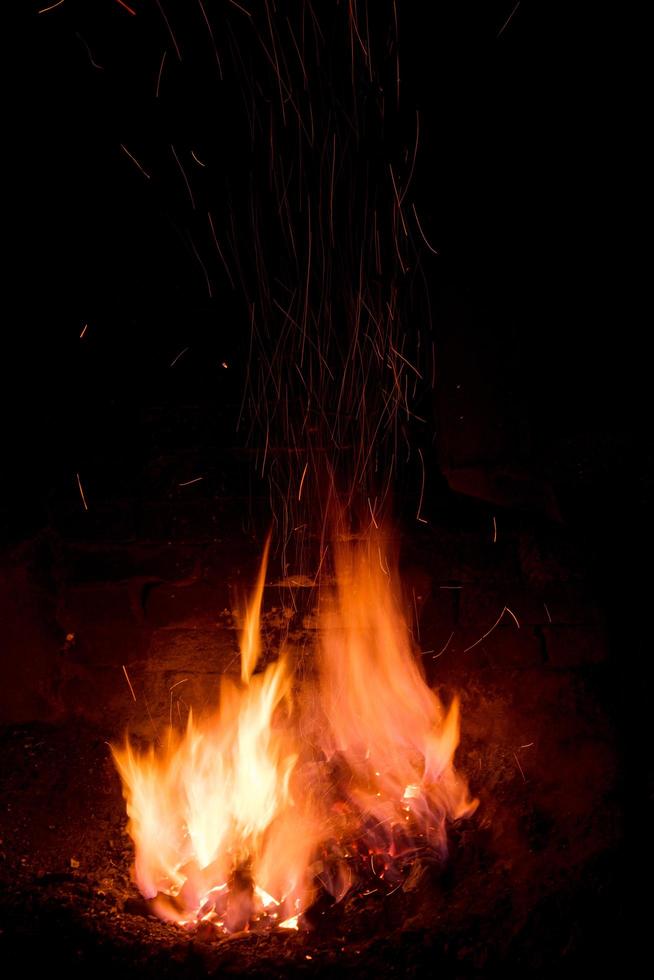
left=316, top=533, right=477, bottom=862
left=112, top=529, right=477, bottom=932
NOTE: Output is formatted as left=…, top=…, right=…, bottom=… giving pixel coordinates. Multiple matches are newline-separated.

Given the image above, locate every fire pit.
left=0, top=512, right=622, bottom=976
left=4, top=1, right=627, bottom=975
left=111, top=528, right=477, bottom=935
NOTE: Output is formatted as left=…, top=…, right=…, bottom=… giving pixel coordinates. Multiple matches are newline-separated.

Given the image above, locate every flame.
left=112, top=528, right=477, bottom=933
left=316, top=533, right=477, bottom=861
left=113, top=539, right=318, bottom=929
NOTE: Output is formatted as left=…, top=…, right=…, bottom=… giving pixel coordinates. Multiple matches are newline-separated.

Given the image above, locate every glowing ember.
left=112, top=530, right=477, bottom=934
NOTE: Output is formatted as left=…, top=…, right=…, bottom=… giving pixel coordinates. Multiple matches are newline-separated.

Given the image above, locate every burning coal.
left=112, top=530, right=477, bottom=934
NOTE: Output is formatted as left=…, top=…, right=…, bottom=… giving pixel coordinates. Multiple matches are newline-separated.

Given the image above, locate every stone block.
left=123, top=628, right=240, bottom=736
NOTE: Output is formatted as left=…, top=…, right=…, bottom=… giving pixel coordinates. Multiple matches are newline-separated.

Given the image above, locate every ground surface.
left=0, top=504, right=625, bottom=976
left=0, top=668, right=622, bottom=976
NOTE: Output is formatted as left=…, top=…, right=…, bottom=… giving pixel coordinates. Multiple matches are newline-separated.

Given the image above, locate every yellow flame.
left=112, top=528, right=477, bottom=932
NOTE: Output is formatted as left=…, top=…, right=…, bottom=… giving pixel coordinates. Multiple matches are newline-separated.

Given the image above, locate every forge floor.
left=0, top=503, right=625, bottom=976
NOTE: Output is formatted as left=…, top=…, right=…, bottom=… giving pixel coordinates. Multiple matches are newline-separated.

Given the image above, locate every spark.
left=196, top=0, right=223, bottom=77
left=79, top=324, right=88, bottom=339
left=464, top=605, right=520, bottom=652
left=76, top=473, right=88, bottom=512
left=169, top=679, right=188, bottom=726
left=497, top=1, right=521, bottom=38
left=207, top=212, right=235, bottom=289
left=171, top=144, right=196, bottom=209
left=264, top=0, right=287, bottom=125
left=416, top=448, right=427, bottom=523
left=298, top=462, right=308, bottom=501
left=122, top=665, right=137, bottom=702
left=154, top=0, right=182, bottom=61
left=367, top=497, right=379, bottom=529
left=155, top=49, right=167, bottom=98
left=398, top=111, right=420, bottom=205
left=504, top=606, right=521, bottom=629
left=170, top=347, right=189, bottom=367
left=412, top=588, right=421, bottom=641
left=348, top=0, right=368, bottom=59
left=389, top=341, right=422, bottom=378
left=388, top=165, right=408, bottom=236
left=37, top=0, right=64, bottom=12
left=492, top=514, right=497, bottom=543
left=377, top=547, right=390, bottom=577
left=543, top=602, right=552, bottom=623
left=227, top=0, right=252, bottom=17
left=286, top=15, right=308, bottom=88
left=513, top=751, right=527, bottom=783
left=433, top=631, right=455, bottom=659
left=411, top=204, right=439, bottom=255
left=119, top=144, right=151, bottom=180
left=261, top=421, right=269, bottom=476
left=75, top=33, right=104, bottom=70
left=519, top=742, right=534, bottom=749
left=114, top=0, right=137, bottom=15
left=191, top=150, right=206, bottom=167
left=178, top=476, right=204, bottom=487
left=300, top=197, right=312, bottom=362
left=312, top=547, right=328, bottom=584
left=188, top=235, right=212, bottom=297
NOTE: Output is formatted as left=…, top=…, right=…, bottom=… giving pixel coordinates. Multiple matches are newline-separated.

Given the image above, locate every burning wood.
left=112, top=529, right=477, bottom=935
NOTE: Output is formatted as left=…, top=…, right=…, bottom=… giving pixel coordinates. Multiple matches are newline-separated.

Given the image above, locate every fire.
left=113, top=529, right=477, bottom=933
left=317, top=536, right=477, bottom=861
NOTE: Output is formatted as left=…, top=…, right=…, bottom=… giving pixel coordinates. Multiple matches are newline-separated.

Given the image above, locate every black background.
left=3, top=0, right=642, bottom=948
left=7, top=2, right=640, bottom=560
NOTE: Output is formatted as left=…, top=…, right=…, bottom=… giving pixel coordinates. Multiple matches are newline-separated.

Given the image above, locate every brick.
left=125, top=628, right=241, bottom=735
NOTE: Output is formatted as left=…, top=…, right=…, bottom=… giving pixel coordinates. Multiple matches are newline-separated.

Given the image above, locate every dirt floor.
left=0, top=501, right=627, bottom=976
left=0, top=658, right=623, bottom=977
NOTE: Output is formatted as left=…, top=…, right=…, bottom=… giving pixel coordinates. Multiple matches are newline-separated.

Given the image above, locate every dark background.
left=7, top=3, right=642, bottom=661
left=9, top=2, right=638, bottom=529
left=1, top=2, right=642, bottom=959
